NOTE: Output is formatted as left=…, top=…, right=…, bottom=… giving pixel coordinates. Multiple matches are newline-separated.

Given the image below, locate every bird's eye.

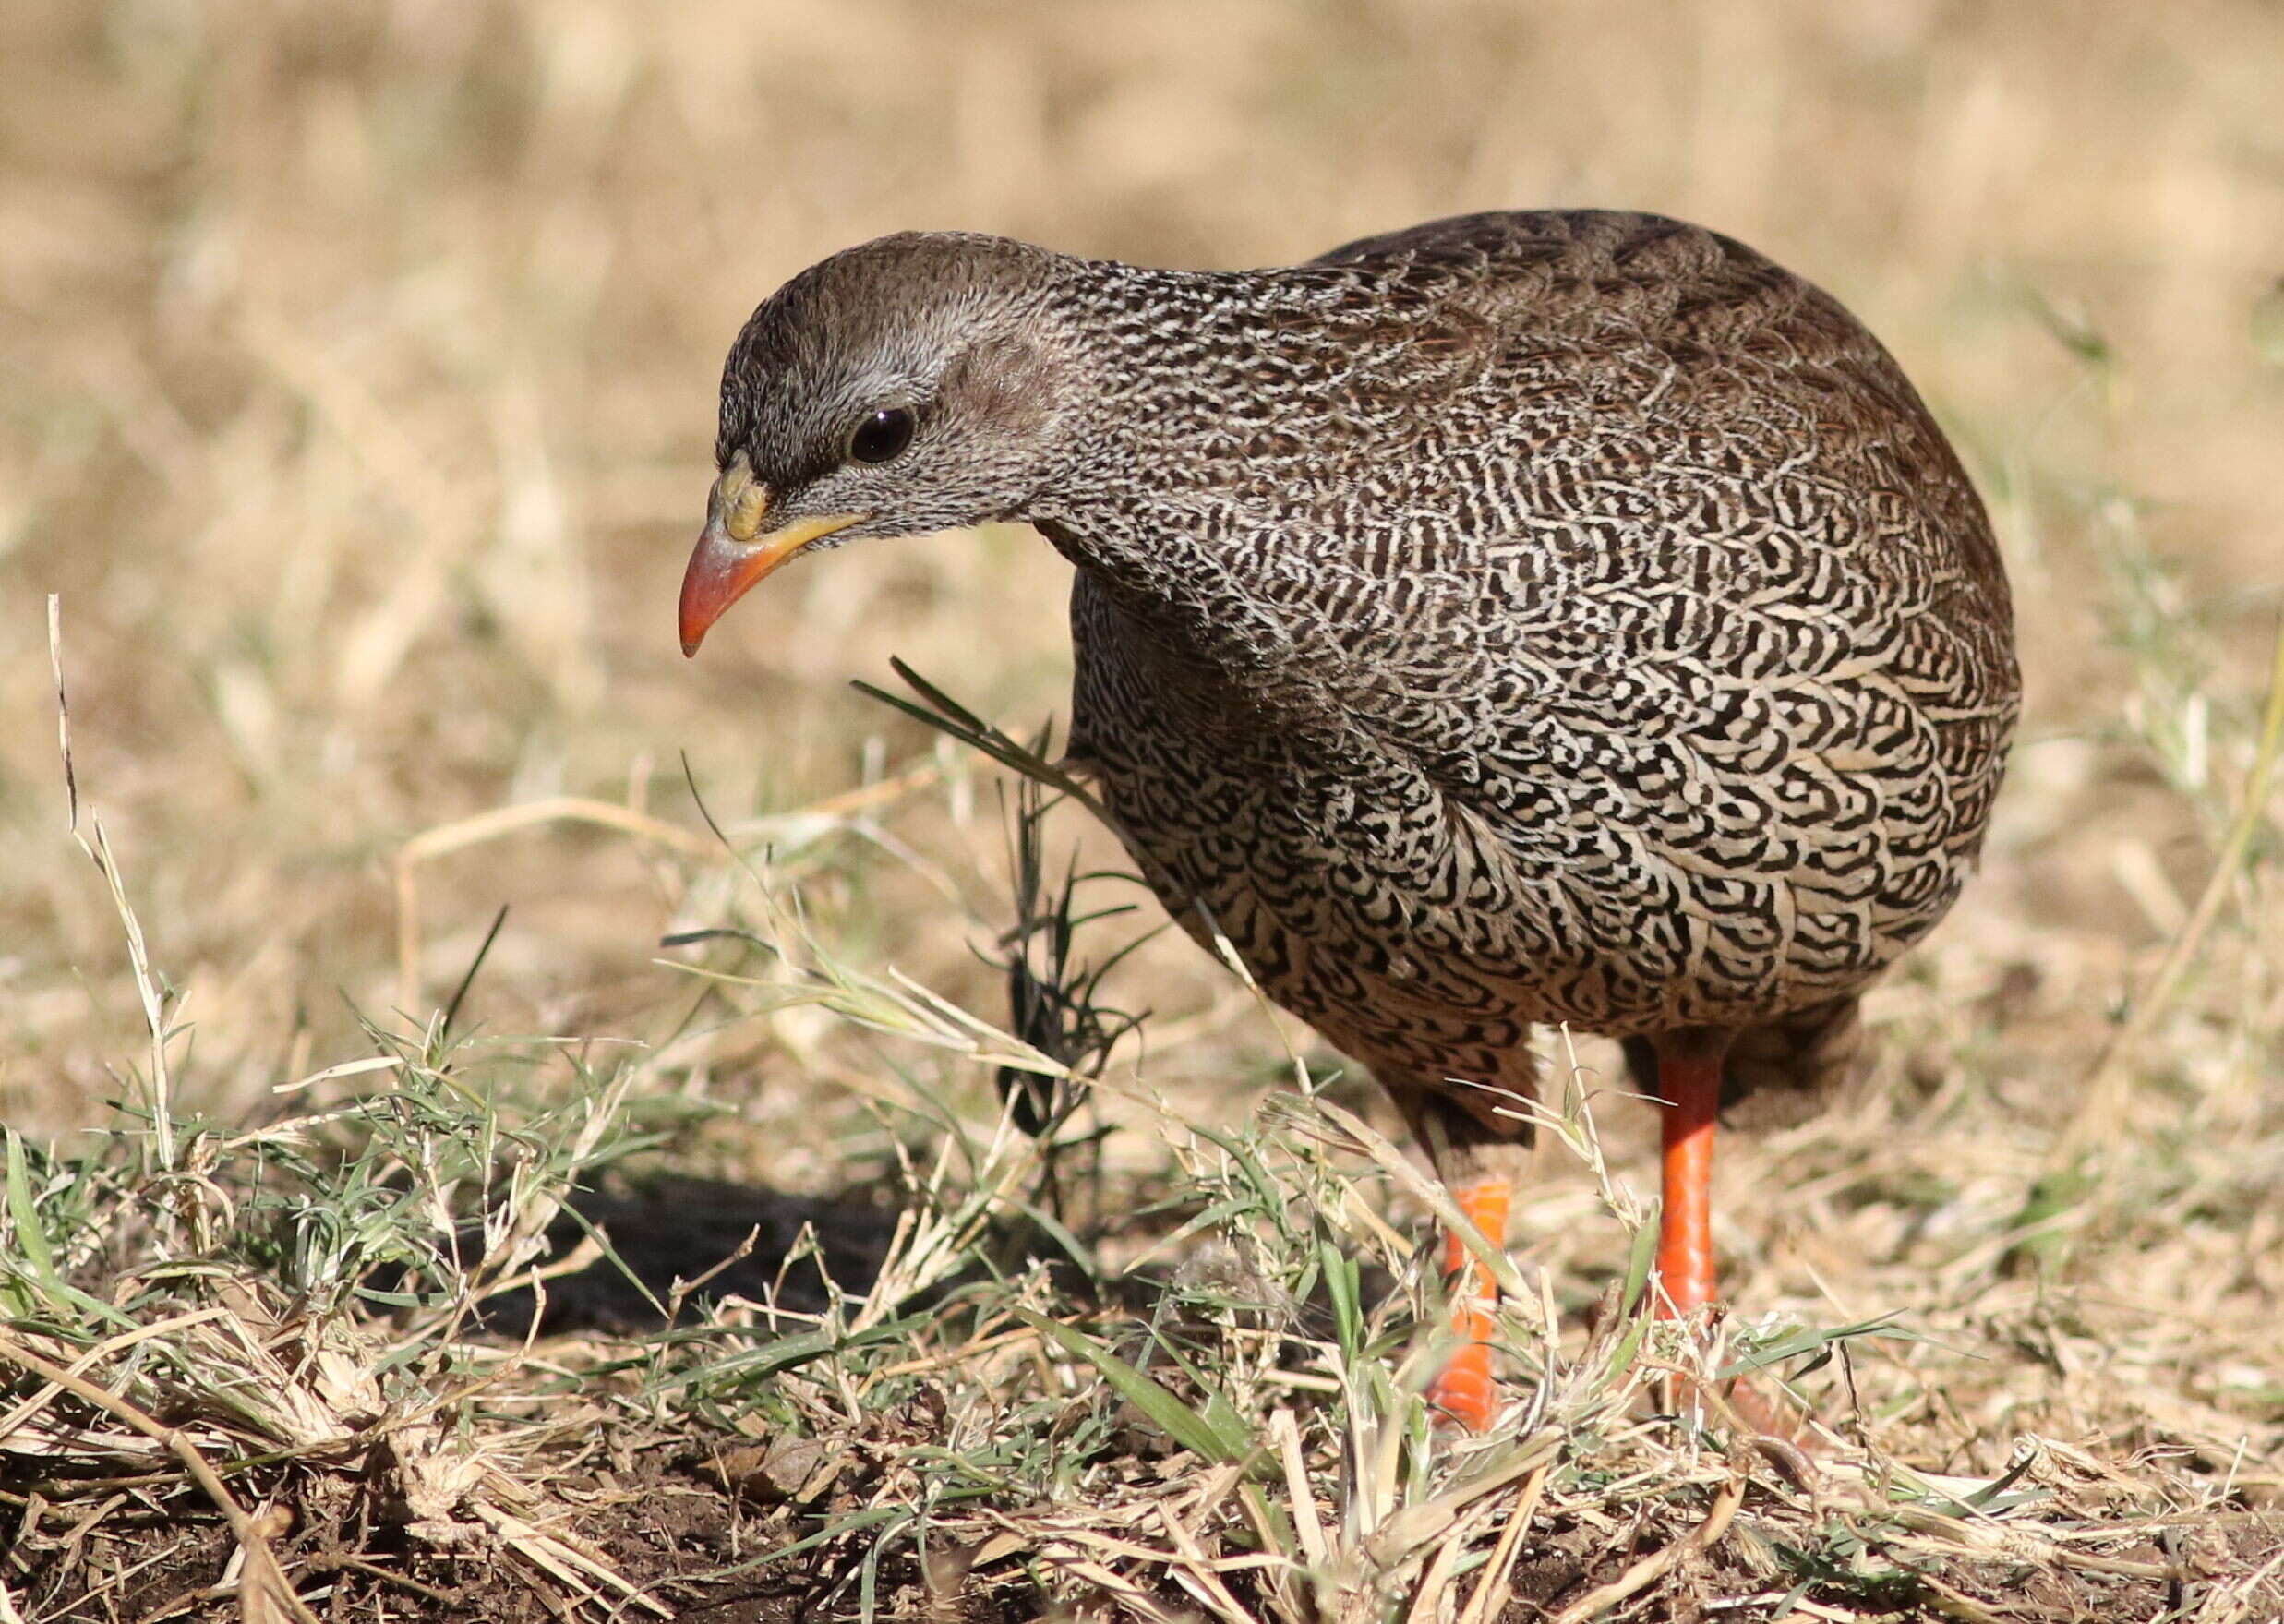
left=848, top=406, right=916, bottom=464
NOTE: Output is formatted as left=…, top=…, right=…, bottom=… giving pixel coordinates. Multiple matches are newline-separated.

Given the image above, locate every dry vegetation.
left=4, top=1, right=2283, bottom=1619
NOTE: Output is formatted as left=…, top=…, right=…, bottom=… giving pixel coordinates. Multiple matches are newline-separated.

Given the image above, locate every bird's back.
left=1056, top=210, right=2018, bottom=1049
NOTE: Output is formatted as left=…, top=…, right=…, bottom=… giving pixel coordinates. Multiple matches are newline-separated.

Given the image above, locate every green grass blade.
left=1011, top=1306, right=1250, bottom=1463
left=1320, top=1238, right=1362, bottom=1360
left=1618, top=1206, right=1657, bottom=1317
left=4, top=1131, right=61, bottom=1289
left=1716, top=1315, right=1920, bottom=1381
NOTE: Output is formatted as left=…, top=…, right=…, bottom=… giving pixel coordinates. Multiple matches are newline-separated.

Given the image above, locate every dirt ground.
left=4, top=1, right=2282, bottom=1620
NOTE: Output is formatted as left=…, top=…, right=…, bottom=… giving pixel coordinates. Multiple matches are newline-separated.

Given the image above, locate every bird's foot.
left=1721, top=1375, right=1824, bottom=1457
left=1651, top=1315, right=1831, bottom=1463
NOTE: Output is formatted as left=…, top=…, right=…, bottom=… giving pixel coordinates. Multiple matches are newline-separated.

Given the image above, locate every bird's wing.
left=1307, top=208, right=1614, bottom=271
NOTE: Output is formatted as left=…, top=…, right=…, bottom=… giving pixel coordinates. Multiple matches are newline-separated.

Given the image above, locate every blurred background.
left=1, top=0, right=2278, bottom=1192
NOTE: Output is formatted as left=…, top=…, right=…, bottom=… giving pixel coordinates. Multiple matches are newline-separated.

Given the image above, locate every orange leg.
left=1424, top=1177, right=1510, bottom=1430
left=1654, top=1054, right=1722, bottom=1317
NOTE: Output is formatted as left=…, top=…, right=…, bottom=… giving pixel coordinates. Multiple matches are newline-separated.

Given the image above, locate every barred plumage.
left=684, top=210, right=2019, bottom=1426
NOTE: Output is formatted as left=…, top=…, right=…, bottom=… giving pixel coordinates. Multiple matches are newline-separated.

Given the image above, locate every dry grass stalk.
left=6, top=1, right=2283, bottom=1617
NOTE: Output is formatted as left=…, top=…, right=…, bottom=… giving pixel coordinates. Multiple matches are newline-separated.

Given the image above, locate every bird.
left=677, top=211, right=2020, bottom=1431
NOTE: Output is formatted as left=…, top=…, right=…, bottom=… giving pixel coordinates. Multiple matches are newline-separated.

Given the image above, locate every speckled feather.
left=712, top=210, right=2019, bottom=1173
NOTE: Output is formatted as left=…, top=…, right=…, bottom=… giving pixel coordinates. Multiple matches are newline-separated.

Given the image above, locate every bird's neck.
left=1021, top=257, right=1473, bottom=703
left=1029, top=492, right=1367, bottom=741
left=1024, top=264, right=1328, bottom=607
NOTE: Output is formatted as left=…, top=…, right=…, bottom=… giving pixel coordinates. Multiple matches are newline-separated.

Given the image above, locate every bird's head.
left=679, top=232, right=1088, bottom=656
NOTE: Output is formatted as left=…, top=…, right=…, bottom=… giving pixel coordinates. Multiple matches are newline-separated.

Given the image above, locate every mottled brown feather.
left=708, top=211, right=2020, bottom=1194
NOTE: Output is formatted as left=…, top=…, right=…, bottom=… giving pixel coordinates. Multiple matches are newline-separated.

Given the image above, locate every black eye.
left=848, top=406, right=915, bottom=464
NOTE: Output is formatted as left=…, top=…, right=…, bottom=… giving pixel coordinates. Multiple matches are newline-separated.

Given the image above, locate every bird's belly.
left=1079, top=701, right=1962, bottom=1055
left=1066, top=568, right=2002, bottom=1058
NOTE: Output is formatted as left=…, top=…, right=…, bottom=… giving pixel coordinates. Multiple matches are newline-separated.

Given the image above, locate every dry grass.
left=3, top=1, right=2282, bottom=1618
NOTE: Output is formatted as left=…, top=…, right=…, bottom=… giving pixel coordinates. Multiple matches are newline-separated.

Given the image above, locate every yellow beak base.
left=678, top=462, right=864, bottom=655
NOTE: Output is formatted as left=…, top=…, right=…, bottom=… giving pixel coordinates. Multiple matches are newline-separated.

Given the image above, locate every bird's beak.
left=679, top=455, right=866, bottom=656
